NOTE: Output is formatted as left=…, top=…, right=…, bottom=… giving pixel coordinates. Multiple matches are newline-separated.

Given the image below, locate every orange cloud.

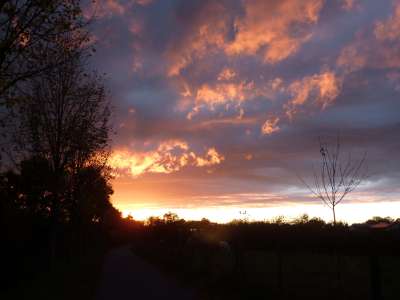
left=167, top=0, right=324, bottom=76
left=84, top=0, right=153, bottom=19
left=166, top=2, right=229, bottom=76
left=109, top=140, right=224, bottom=177
left=185, top=79, right=276, bottom=119
left=106, top=0, right=124, bottom=14
left=182, top=75, right=284, bottom=119
left=261, top=117, right=280, bottom=135
left=341, top=0, right=360, bottom=11
left=374, top=3, right=400, bottom=41
left=130, top=19, right=144, bottom=36
left=195, top=148, right=225, bottom=167
left=271, top=77, right=285, bottom=92
left=225, top=0, right=323, bottom=63
left=180, top=68, right=339, bottom=134
left=218, top=68, right=236, bottom=81
left=338, top=2, right=400, bottom=72
left=191, top=116, right=258, bottom=130
left=244, top=153, right=253, bottom=160
left=336, top=42, right=366, bottom=73
left=135, top=0, right=153, bottom=6
left=285, top=71, right=341, bottom=119
left=84, top=0, right=126, bottom=19
left=195, top=81, right=255, bottom=106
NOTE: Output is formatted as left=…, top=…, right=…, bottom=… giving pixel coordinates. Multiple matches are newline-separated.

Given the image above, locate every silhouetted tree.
left=366, top=216, right=394, bottom=225
left=163, top=212, right=180, bottom=223
left=66, top=164, right=114, bottom=255
left=292, top=213, right=310, bottom=225
left=1, top=156, right=54, bottom=217
left=0, top=25, right=113, bottom=262
left=10, top=32, right=111, bottom=223
left=300, top=135, right=367, bottom=224
left=70, top=165, right=114, bottom=225
left=0, top=0, right=87, bottom=103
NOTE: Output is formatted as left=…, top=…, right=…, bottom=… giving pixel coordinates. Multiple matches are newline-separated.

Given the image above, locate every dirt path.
left=96, top=246, right=197, bottom=300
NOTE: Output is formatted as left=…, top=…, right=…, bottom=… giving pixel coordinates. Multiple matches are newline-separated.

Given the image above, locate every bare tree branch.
left=300, top=135, right=367, bottom=224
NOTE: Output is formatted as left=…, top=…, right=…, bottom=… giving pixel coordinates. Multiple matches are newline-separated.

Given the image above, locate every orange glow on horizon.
left=116, top=201, right=400, bottom=224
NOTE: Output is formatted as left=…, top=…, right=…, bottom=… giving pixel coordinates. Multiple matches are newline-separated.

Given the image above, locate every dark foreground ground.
left=3, top=218, right=400, bottom=300
left=134, top=247, right=400, bottom=300
left=96, top=246, right=196, bottom=300
left=1, top=250, right=104, bottom=300
left=2, top=241, right=400, bottom=300
left=1, top=245, right=197, bottom=300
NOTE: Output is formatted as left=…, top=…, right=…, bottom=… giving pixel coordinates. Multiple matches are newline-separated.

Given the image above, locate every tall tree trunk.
left=50, top=169, right=62, bottom=266
left=332, top=205, right=337, bottom=225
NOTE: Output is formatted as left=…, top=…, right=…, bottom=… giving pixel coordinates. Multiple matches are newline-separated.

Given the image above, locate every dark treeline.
left=128, top=213, right=400, bottom=300
left=133, top=213, right=400, bottom=259
left=135, top=213, right=400, bottom=249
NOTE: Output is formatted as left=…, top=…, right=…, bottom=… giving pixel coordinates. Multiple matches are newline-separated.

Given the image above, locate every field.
left=132, top=220, right=400, bottom=300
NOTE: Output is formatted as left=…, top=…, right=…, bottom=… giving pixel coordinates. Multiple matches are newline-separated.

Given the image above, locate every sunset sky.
left=86, top=0, right=400, bottom=223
